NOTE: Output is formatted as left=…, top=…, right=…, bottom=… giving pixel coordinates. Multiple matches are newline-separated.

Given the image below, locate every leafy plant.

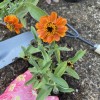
left=20, top=25, right=86, bottom=100
left=1, top=0, right=86, bottom=100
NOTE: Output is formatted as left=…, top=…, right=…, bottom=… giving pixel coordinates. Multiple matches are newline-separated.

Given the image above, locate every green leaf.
left=20, top=45, right=40, bottom=58
left=38, top=45, right=50, bottom=62
left=0, top=9, right=6, bottom=18
left=54, top=43, right=60, bottom=63
left=31, top=26, right=42, bottom=45
left=27, top=0, right=39, bottom=5
left=14, top=4, right=28, bottom=18
left=31, top=26, right=38, bottom=41
left=66, top=67, right=79, bottom=79
left=33, top=78, right=45, bottom=89
left=58, top=86, right=74, bottom=93
left=54, top=61, right=67, bottom=77
left=36, top=86, right=52, bottom=100
left=8, top=3, right=17, bottom=14
left=26, top=2, right=48, bottom=21
left=28, top=55, right=40, bottom=70
left=20, top=46, right=27, bottom=57
left=28, top=67, right=35, bottom=73
left=50, top=74, right=74, bottom=93
left=0, top=0, right=10, bottom=9
left=50, top=74, right=69, bottom=88
left=37, top=59, right=51, bottom=73
left=29, top=67, right=37, bottom=73
left=38, top=46, right=52, bottom=71
left=59, top=47, right=73, bottom=51
left=42, top=60, right=51, bottom=69
left=20, top=17, right=26, bottom=28
left=33, top=80, right=40, bottom=88
left=28, top=46, right=40, bottom=54
left=29, top=66, right=42, bottom=74
left=19, top=52, right=25, bottom=58
left=25, top=77, right=35, bottom=85
left=41, top=61, right=52, bottom=74
left=68, top=50, right=86, bottom=63
left=37, top=59, right=44, bottom=68
left=48, top=49, right=55, bottom=56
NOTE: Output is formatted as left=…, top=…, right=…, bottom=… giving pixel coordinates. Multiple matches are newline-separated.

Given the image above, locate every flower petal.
left=35, top=23, right=44, bottom=29
left=56, top=17, right=67, bottom=26
left=4, top=15, right=23, bottom=34
left=50, top=12, right=57, bottom=22
left=53, top=34, right=60, bottom=41
left=46, top=35, right=54, bottom=43
left=40, top=16, right=49, bottom=24
left=57, top=26, right=68, bottom=36
left=37, top=30, right=47, bottom=39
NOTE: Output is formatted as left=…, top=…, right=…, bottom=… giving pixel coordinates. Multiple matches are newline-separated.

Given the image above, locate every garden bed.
left=0, top=0, right=100, bottom=100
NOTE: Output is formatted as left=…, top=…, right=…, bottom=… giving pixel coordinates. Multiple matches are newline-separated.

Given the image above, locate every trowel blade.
left=0, top=31, right=34, bottom=69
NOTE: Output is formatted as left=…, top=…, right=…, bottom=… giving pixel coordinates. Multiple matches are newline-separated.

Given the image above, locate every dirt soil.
left=0, top=0, right=100, bottom=100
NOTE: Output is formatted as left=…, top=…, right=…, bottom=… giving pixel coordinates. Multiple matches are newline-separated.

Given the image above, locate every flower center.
left=7, top=23, right=15, bottom=32
left=67, top=61, right=74, bottom=69
left=46, top=22, right=57, bottom=34
left=67, top=61, right=73, bottom=67
left=47, top=27, right=53, bottom=33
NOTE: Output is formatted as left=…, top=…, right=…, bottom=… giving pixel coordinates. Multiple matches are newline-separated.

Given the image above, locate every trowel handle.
left=94, top=44, right=100, bottom=54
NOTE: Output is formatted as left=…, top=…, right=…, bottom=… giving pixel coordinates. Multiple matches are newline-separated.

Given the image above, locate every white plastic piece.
left=94, top=44, right=100, bottom=54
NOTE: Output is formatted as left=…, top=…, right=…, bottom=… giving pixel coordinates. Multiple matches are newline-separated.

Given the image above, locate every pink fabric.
left=0, top=70, right=59, bottom=100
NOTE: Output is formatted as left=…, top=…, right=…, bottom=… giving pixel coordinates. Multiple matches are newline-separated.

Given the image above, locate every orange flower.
left=4, top=15, right=23, bottom=34
left=35, top=12, right=68, bottom=43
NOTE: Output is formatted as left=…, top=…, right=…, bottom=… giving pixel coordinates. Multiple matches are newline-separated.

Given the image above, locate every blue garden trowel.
left=0, top=31, right=34, bottom=69
left=0, top=24, right=100, bottom=69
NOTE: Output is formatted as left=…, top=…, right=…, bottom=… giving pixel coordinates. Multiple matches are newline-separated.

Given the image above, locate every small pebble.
left=76, top=89, right=78, bottom=92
